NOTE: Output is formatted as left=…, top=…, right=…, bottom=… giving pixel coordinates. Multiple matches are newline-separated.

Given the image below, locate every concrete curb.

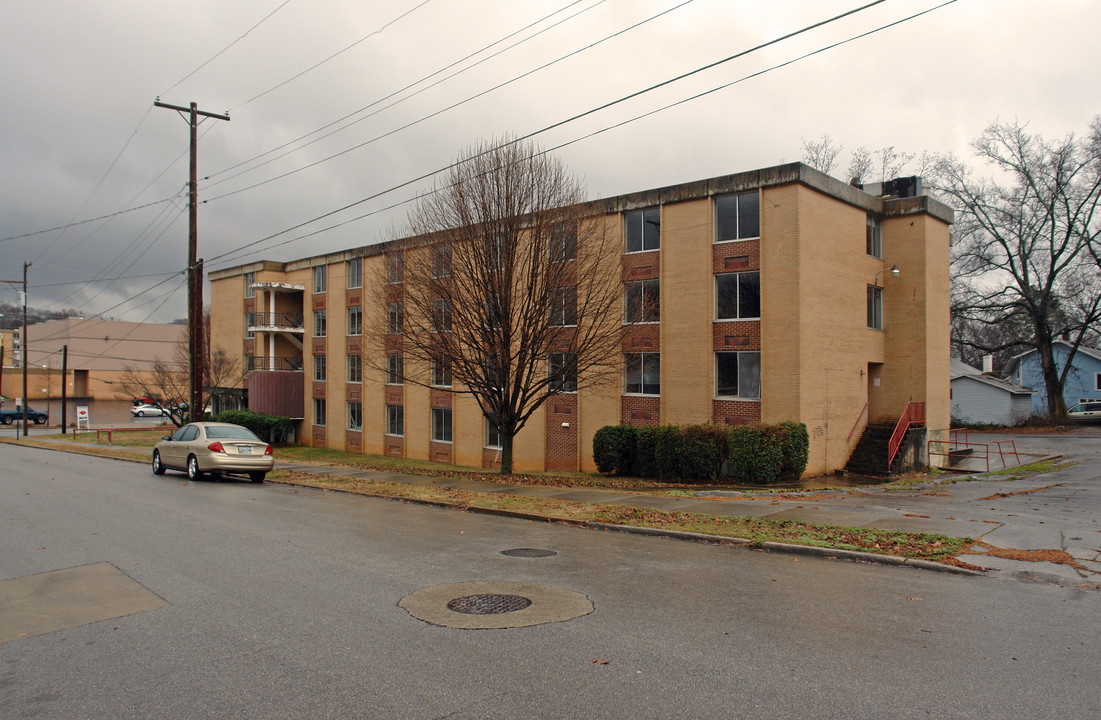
left=8, top=439, right=979, bottom=576
left=273, top=472, right=978, bottom=575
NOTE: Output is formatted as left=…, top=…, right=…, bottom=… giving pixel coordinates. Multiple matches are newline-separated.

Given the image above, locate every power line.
left=204, top=0, right=686, bottom=201
left=206, top=0, right=893, bottom=266
left=0, top=196, right=180, bottom=243
left=205, top=0, right=601, bottom=183
left=230, top=0, right=436, bottom=111
left=161, top=0, right=296, bottom=96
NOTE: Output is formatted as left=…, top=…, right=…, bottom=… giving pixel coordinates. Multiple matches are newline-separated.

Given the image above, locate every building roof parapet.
left=211, top=162, right=954, bottom=279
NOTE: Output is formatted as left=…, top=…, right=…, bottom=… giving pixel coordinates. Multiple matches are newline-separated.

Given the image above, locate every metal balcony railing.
left=248, top=355, right=304, bottom=372
left=248, top=312, right=304, bottom=330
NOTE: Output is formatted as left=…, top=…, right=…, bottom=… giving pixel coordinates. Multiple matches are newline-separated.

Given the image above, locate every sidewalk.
left=274, top=444, right=1100, bottom=586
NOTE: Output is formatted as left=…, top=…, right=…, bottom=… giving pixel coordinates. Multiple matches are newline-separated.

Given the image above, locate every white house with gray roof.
left=950, top=358, right=1035, bottom=426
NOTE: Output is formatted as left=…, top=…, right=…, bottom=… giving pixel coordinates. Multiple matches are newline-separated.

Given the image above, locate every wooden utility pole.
left=61, top=344, right=68, bottom=434
left=21, top=261, right=29, bottom=437
left=154, top=99, right=229, bottom=421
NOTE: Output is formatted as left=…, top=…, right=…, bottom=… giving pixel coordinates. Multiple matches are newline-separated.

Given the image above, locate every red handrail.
left=847, top=400, right=870, bottom=443
left=887, top=401, right=925, bottom=471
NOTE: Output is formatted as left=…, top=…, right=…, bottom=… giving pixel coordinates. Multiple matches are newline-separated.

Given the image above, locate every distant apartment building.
left=210, top=163, right=953, bottom=476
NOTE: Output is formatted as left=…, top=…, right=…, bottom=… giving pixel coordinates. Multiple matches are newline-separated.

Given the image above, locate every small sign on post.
left=76, top=406, right=89, bottom=430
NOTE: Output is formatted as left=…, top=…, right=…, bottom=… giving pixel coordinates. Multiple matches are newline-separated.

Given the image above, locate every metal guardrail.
left=248, top=312, right=304, bottom=329
left=248, top=355, right=304, bottom=371
left=928, top=429, right=1021, bottom=472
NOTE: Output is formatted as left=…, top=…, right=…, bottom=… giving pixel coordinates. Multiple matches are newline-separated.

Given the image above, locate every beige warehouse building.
left=210, top=163, right=952, bottom=476
left=0, top=318, right=187, bottom=404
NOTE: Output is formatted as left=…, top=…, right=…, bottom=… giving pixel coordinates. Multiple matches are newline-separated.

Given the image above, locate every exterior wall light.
left=874, top=264, right=900, bottom=286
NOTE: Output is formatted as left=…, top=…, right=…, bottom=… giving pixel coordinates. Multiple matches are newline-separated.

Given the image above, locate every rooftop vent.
left=860, top=176, right=923, bottom=199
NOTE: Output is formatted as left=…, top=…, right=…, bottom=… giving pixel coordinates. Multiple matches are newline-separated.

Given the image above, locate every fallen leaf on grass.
left=590, top=659, right=609, bottom=665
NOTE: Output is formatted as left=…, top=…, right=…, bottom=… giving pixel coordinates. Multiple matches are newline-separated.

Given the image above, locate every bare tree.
left=938, top=118, right=1101, bottom=419
left=800, top=134, right=843, bottom=174
left=116, top=323, right=245, bottom=426
left=373, top=138, right=622, bottom=473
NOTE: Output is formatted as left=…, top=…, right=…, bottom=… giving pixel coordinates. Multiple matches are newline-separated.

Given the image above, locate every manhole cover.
left=500, top=548, right=557, bottom=558
left=447, top=593, right=532, bottom=615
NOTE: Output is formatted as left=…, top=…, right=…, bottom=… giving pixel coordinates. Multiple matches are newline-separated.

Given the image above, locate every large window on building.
left=625, top=352, right=660, bottom=395
left=347, top=401, right=362, bottom=431
left=715, top=191, right=760, bottom=242
left=386, top=253, right=404, bottom=283
left=716, top=351, right=761, bottom=399
left=313, top=265, right=327, bottom=293
left=867, top=285, right=883, bottom=329
left=624, top=279, right=660, bottom=323
left=716, top=271, right=760, bottom=320
left=245, top=272, right=255, bottom=298
left=313, top=309, right=327, bottom=337
left=347, top=353, right=362, bottom=383
left=432, top=355, right=451, bottom=387
left=550, top=221, right=577, bottom=262
left=625, top=207, right=660, bottom=253
left=386, top=404, right=403, bottom=436
left=549, top=286, right=578, bottom=327
left=347, top=305, right=362, bottom=336
left=432, top=298, right=451, bottom=332
left=485, top=417, right=502, bottom=449
left=313, top=397, right=326, bottom=426
left=431, top=408, right=453, bottom=443
left=313, top=354, right=326, bottom=382
left=347, top=258, right=362, bottom=289
left=387, top=303, right=403, bottom=334
left=549, top=352, right=578, bottom=393
left=867, top=214, right=882, bottom=258
left=432, top=244, right=452, bottom=278
left=386, top=353, right=403, bottom=385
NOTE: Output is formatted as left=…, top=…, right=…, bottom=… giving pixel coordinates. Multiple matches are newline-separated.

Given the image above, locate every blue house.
left=1003, top=341, right=1101, bottom=414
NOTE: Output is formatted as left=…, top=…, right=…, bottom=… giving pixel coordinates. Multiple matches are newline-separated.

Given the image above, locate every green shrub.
left=777, top=421, right=809, bottom=482
left=727, top=424, right=783, bottom=485
left=653, top=425, right=685, bottom=480
left=213, top=409, right=294, bottom=445
left=632, top=426, right=661, bottom=478
left=592, top=425, right=637, bottom=475
left=678, top=424, right=730, bottom=482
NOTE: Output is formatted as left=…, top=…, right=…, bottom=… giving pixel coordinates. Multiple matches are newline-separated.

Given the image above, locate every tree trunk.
left=1038, top=343, right=1069, bottom=421
left=500, top=430, right=514, bottom=475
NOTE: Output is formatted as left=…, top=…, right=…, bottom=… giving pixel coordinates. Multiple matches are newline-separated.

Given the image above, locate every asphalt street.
left=1, top=443, right=1098, bottom=719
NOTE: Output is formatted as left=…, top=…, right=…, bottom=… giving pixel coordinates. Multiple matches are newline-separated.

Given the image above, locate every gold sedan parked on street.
left=152, top=422, right=274, bottom=482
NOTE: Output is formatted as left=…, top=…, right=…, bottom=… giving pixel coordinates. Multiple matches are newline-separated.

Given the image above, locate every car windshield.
left=205, top=426, right=262, bottom=441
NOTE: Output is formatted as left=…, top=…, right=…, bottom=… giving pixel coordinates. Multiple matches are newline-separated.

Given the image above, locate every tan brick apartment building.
left=210, top=163, right=952, bottom=476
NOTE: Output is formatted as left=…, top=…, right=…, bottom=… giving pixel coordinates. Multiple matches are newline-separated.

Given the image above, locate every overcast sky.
left=1, top=0, right=1098, bottom=324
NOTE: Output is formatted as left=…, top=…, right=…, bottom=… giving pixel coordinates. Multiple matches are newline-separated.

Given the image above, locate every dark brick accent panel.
left=622, top=396, right=660, bottom=426
left=545, top=394, right=578, bottom=472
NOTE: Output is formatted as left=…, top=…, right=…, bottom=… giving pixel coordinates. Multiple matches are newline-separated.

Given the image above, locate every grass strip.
left=273, top=469, right=971, bottom=563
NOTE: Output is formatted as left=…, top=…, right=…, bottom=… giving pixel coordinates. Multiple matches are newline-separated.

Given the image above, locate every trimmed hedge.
left=592, top=425, right=636, bottom=475
left=213, top=409, right=294, bottom=445
left=592, top=421, right=809, bottom=485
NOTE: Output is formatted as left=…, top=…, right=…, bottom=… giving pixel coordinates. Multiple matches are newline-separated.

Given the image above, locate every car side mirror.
left=162, top=435, right=172, bottom=441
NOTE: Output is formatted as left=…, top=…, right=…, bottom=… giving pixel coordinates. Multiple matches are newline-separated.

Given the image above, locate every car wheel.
left=33, top=415, right=46, bottom=425
left=0, top=416, right=11, bottom=425
left=137, top=410, right=145, bottom=417
left=152, top=450, right=166, bottom=475
left=186, top=455, right=203, bottom=481
left=249, top=471, right=266, bottom=483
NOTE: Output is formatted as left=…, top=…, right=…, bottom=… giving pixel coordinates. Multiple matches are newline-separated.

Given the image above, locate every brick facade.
left=210, top=163, right=953, bottom=475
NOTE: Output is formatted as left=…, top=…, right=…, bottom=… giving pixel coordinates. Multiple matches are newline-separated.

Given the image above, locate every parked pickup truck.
left=0, top=406, right=49, bottom=425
